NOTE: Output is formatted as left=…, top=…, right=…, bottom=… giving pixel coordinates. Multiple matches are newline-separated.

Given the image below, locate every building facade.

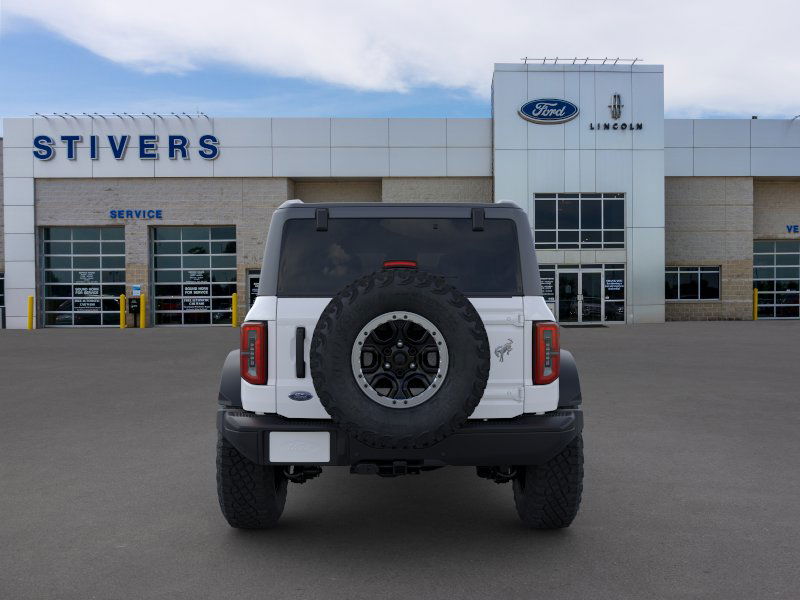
left=2, top=62, right=799, bottom=328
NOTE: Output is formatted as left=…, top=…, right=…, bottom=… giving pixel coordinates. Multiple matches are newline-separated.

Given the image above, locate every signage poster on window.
left=74, top=285, right=100, bottom=296
left=187, top=270, right=207, bottom=282
left=249, top=276, right=260, bottom=307
left=74, top=298, right=101, bottom=311
left=183, top=297, right=210, bottom=311
left=184, top=284, right=210, bottom=296
left=540, top=276, right=555, bottom=302
left=605, top=279, right=624, bottom=292
left=76, top=271, right=98, bottom=283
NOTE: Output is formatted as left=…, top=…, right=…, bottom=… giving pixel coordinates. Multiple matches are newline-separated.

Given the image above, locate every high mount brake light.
left=533, top=322, right=560, bottom=385
left=240, top=322, right=267, bottom=385
left=382, top=260, right=418, bottom=269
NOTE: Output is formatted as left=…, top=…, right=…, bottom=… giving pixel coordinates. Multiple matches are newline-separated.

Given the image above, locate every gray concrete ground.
left=1, top=322, right=799, bottom=599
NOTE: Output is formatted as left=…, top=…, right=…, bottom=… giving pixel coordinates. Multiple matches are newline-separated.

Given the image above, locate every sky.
left=1, top=0, right=798, bottom=134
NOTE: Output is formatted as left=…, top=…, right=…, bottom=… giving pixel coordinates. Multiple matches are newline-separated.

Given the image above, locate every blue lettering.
left=146, top=209, right=155, bottom=218
left=198, top=134, right=219, bottom=160
left=109, top=210, right=117, bottom=218
left=156, top=209, right=163, bottom=219
left=108, top=135, right=130, bottom=160
left=788, top=225, right=799, bottom=233
left=90, top=135, right=99, bottom=160
left=61, top=135, right=81, bottom=160
left=134, top=210, right=141, bottom=218
left=168, top=135, right=189, bottom=159
left=139, top=135, right=158, bottom=159
left=33, top=135, right=55, bottom=160
left=126, top=210, right=133, bottom=218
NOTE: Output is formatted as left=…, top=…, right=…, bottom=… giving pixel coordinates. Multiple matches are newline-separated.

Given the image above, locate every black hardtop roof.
left=275, top=201, right=523, bottom=218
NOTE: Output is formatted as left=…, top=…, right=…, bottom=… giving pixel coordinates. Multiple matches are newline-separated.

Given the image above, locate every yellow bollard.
left=753, top=288, right=758, bottom=321
left=120, top=294, right=127, bottom=329
left=231, top=293, right=239, bottom=327
left=27, top=295, right=34, bottom=330
left=139, top=293, right=146, bottom=329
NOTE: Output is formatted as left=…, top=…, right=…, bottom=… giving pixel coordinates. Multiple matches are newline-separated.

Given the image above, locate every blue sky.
left=2, top=0, right=798, bottom=136
left=0, top=21, right=490, bottom=135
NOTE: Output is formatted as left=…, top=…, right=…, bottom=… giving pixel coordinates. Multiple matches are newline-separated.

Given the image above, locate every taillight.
left=240, top=322, right=267, bottom=385
left=382, top=260, right=417, bottom=269
left=533, top=322, right=560, bottom=385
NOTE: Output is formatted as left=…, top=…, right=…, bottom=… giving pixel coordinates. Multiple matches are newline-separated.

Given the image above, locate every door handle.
left=295, top=327, right=306, bottom=378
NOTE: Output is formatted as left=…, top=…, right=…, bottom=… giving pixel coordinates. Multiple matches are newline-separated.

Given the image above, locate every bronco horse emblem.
left=494, top=338, right=514, bottom=362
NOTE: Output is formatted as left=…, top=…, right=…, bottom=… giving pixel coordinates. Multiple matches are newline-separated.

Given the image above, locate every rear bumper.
left=217, top=408, right=583, bottom=467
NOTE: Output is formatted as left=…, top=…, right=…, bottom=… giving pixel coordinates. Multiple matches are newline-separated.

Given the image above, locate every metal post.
left=120, top=294, right=127, bottom=329
left=753, top=288, right=758, bottom=321
left=27, top=295, right=34, bottom=330
left=139, top=293, right=146, bottom=328
left=231, top=293, right=238, bottom=327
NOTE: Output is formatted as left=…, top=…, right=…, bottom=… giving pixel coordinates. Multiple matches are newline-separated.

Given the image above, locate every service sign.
left=519, top=99, right=579, bottom=124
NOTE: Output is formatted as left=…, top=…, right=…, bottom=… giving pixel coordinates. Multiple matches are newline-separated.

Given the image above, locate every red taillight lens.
left=533, top=322, right=560, bottom=385
left=240, top=322, right=267, bottom=385
left=382, top=260, right=417, bottom=269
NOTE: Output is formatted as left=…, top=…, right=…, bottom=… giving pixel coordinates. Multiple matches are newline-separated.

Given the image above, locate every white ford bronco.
left=216, top=201, right=583, bottom=529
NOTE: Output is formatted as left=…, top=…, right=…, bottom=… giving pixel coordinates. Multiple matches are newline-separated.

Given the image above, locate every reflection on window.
left=665, top=266, right=720, bottom=301
left=533, top=193, right=625, bottom=250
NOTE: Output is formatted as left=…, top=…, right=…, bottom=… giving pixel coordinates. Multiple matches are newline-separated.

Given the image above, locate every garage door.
left=41, top=227, right=126, bottom=327
left=753, top=240, right=800, bottom=319
left=151, top=226, right=237, bottom=326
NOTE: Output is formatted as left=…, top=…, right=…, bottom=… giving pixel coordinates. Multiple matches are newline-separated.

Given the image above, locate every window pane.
left=775, top=241, right=800, bottom=253
left=757, top=305, right=774, bottom=318
left=754, top=254, right=774, bottom=266
left=775, top=267, right=799, bottom=279
left=182, top=227, right=209, bottom=240
left=776, top=306, right=800, bottom=318
left=101, top=227, right=124, bottom=240
left=184, top=270, right=210, bottom=282
left=212, top=312, right=233, bottom=325
left=44, top=256, right=71, bottom=269
left=557, top=199, right=579, bottom=229
left=534, top=200, right=556, bottom=229
left=102, top=256, right=125, bottom=269
left=753, top=267, right=774, bottom=279
left=753, top=241, right=774, bottom=253
left=699, top=271, right=720, bottom=299
left=73, top=228, right=101, bottom=241
left=45, top=271, right=71, bottom=283
left=603, top=231, right=624, bottom=244
left=183, top=255, right=210, bottom=268
left=754, top=280, right=774, bottom=291
left=45, top=242, right=71, bottom=254
left=44, top=228, right=71, bottom=241
left=45, top=313, right=73, bottom=326
left=154, top=242, right=181, bottom=255
left=211, top=226, right=236, bottom=240
left=604, top=301, right=625, bottom=322
left=776, top=279, right=800, bottom=292
left=154, top=228, right=181, bottom=241
left=581, top=200, right=602, bottom=229
left=665, top=272, right=679, bottom=299
left=211, top=241, right=236, bottom=254
left=72, top=242, right=100, bottom=254
left=679, top=272, right=699, bottom=299
left=212, top=283, right=237, bottom=296
left=183, top=242, right=209, bottom=255
left=212, top=255, right=237, bottom=268
left=156, top=313, right=182, bottom=325
left=73, top=256, right=100, bottom=269
left=776, top=254, right=800, bottom=266
left=580, top=231, right=602, bottom=247
left=102, top=242, right=125, bottom=254
left=603, top=199, right=624, bottom=229
left=534, top=231, right=556, bottom=243
left=154, top=255, right=181, bottom=269
left=212, top=270, right=237, bottom=283
left=102, top=270, right=125, bottom=283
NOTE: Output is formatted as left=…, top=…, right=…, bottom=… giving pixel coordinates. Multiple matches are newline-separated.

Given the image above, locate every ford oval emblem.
left=519, top=98, right=579, bottom=124
left=289, top=391, right=313, bottom=402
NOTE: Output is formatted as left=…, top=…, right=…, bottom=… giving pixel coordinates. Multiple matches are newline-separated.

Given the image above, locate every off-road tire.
left=513, top=434, right=584, bottom=529
left=216, top=433, right=288, bottom=529
left=310, top=268, right=490, bottom=450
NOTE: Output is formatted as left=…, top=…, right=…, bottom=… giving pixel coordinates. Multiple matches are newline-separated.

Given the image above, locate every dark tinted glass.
left=277, top=218, right=522, bottom=296
left=534, top=200, right=556, bottom=229
left=679, top=272, right=699, bottom=299
left=665, top=272, right=678, bottom=299
left=699, top=271, right=720, bottom=299
left=581, top=200, right=602, bottom=229
left=604, top=199, right=624, bottom=229
left=211, top=226, right=236, bottom=240
left=557, top=200, right=579, bottom=229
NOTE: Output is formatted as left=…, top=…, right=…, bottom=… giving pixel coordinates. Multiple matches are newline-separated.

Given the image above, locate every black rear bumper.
left=217, top=408, right=583, bottom=467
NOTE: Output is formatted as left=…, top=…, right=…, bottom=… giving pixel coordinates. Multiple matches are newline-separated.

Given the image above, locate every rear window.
left=277, top=218, right=522, bottom=296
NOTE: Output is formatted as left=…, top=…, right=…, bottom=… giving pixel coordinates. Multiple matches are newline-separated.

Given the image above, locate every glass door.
left=556, top=269, right=604, bottom=323
left=558, top=272, right=579, bottom=322
left=581, top=271, right=603, bottom=323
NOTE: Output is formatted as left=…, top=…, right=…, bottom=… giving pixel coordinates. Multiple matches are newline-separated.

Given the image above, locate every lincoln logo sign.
left=518, top=99, right=579, bottom=124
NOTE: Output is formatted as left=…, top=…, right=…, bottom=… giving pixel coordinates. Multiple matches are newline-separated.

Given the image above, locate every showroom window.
left=665, top=266, right=720, bottom=301
left=40, top=227, right=126, bottom=327
left=539, top=263, right=625, bottom=323
left=533, top=193, right=625, bottom=250
left=753, top=241, right=800, bottom=319
left=151, top=226, right=237, bottom=326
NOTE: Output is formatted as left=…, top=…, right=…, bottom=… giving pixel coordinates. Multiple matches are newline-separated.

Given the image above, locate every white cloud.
left=4, top=0, right=799, bottom=117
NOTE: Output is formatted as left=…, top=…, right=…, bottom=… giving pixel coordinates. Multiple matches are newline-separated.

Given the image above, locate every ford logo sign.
left=289, top=391, right=313, bottom=402
left=519, top=99, right=579, bottom=124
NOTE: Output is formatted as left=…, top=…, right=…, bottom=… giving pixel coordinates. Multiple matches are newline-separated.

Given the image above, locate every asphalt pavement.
left=1, top=321, right=799, bottom=599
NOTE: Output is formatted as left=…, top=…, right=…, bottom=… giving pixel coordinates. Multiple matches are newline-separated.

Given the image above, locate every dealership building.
left=1, top=61, right=799, bottom=328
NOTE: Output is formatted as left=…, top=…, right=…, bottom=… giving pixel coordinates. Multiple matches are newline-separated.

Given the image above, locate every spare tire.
left=310, top=268, right=490, bottom=449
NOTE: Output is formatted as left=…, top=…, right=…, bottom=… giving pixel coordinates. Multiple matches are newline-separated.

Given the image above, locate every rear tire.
left=216, top=433, right=288, bottom=529
left=512, top=435, right=584, bottom=529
